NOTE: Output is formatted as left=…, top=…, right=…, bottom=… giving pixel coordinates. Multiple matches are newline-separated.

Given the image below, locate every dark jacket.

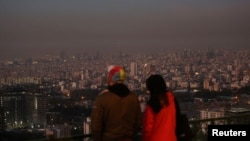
left=91, top=83, right=142, bottom=141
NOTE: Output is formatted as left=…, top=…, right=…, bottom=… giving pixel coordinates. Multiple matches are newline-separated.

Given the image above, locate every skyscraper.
left=130, top=62, right=138, bottom=77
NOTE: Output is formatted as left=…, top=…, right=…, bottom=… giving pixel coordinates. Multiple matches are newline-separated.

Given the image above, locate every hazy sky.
left=1, top=0, right=250, bottom=59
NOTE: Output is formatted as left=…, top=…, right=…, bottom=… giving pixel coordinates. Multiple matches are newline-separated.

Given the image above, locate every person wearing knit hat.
left=107, top=65, right=126, bottom=84
left=91, top=65, right=142, bottom=141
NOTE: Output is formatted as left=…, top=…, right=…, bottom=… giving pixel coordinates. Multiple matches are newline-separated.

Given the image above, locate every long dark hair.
left=146, top=74, right=169, bottom=114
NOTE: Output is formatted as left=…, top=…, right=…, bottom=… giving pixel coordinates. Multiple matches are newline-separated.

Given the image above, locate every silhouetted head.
left=146, top=74, right=168, bottom=113
left=146, top=74, right=167, bottom=94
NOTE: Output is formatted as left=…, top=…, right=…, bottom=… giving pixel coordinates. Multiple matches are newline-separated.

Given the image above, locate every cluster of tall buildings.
left=0, top=92, right=47, bottom=131
left=0, top=48, right=250, bottom=139
left=0, top=49, right=249, bottom=93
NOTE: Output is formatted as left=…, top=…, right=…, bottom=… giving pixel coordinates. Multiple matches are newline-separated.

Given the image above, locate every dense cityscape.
left=0, top=48, right=250, bottom=140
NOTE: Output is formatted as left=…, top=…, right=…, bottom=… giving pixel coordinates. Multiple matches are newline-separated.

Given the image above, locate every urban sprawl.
left=0, top=48, right=250, bottom=140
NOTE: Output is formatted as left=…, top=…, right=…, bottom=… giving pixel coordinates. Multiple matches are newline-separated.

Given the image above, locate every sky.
left=1, top=0, right=250, bottom=59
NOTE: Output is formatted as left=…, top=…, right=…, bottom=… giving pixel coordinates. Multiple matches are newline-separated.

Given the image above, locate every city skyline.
left=1, top=0, right=250, bottom=59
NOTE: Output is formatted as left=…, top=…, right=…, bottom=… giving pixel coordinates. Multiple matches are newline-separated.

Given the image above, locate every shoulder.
left=144, top=104, right=154, bottom=114
left=130, top=92, right=138, bottom=96
left=98, top=89, right=110, bottom=96
left=128, top=92, right=140, bottom=99
left=166, top=90, right=176, bottom=103
left=166, top=90, right=174, bottom=97
left=94, top=89, right=111, bottom=102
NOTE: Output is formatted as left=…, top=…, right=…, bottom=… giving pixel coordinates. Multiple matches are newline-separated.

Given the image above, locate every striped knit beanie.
left=108, top=65, right=126, bottom=83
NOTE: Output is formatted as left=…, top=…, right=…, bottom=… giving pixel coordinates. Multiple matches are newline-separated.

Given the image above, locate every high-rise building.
left=203, top=79, right=210, bottom=90
left=130, top=62, right=138, bottom=77
left=0, top=92, right=48, bottom=130
left=0, top=96, right=5, bottom=131
left=1, top=92, right=26, bottom=129
left=25, top=93, right=48, bottom=127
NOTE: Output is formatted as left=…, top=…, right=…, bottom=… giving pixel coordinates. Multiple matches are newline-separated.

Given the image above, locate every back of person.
left=142, top=74, right=177, bottom=141
left=91, top=65, right=142, bottom=141
left=143, top=91, right=176, bottom=141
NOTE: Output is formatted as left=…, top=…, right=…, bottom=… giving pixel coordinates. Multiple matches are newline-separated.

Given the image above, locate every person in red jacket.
left=142, top=74, right=177, bottom=141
